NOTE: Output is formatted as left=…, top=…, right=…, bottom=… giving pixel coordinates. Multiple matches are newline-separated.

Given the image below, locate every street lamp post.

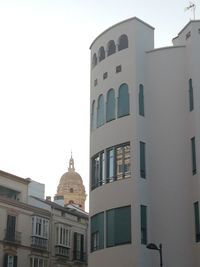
left=146, top=243, right=163, bottom=267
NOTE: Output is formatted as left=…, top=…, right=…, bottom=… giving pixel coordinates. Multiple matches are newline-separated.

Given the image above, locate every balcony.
left=73, top=250, right=87, bottom=263
left=55, top=245, right=70, bottom=258
left=4, top=229, right=21, bottom=244
left=31, top=236, right=48, bottom=250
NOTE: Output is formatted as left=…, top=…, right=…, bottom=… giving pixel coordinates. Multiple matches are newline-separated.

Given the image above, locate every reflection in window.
left=97, top=94, right=105, bottom=128
left=140, top=205, right=147, bottom=244
left=99, top=46, right=105, bottom=62
left=106, top=89, right=115, bottom=122
left=116, top=144, right=131, bottom=180
left=118, top=83, right=130, bottom=118
left=118, top=34, right=128, bottom=51
left=106, top=148, right=114, bottom=183
left=107, top=40, right=116, bottom=56
left=91, top=151, right=105, bottom=190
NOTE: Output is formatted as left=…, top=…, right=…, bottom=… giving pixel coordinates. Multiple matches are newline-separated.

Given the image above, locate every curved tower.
left=56, top=155, right=87, bottom=210
left=89, top=17, right=199, bottom=267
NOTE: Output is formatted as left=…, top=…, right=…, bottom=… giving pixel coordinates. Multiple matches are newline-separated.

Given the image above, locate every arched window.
left=107, top=40, right=116, bottom=56
left=139, top=84, right=144, bottom=116
left=99, top=46, right=105, bottom=62
left=106, top=89, right=116, bottom=122
left=97, top=94, right=105, bottom=128
left=91, top=100, right=96, bottom=130
left=92, top=53, right=97, bottom=68
left=118, top=34, right=128, bottom=51
left=189, top=78, right=194, bottom=111
left=118, top=83, right=129, bottom=118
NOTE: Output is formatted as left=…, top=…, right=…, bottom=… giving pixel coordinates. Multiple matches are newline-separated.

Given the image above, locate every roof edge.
left=0, top=170, right=31, bottom=185
left=173, top=20, right=200, bottom=40
left=90, top=16, right=154, bottom=49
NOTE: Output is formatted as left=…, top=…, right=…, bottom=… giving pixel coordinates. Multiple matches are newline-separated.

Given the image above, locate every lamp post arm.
left=159, top=244, right=163, bottom=267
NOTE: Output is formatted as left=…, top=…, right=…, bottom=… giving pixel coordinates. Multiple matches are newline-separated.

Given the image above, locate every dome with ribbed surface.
left=56, top=154, right=86, bottom=210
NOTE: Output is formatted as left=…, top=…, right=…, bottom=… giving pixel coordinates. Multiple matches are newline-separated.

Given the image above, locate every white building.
left=89, top=17, right=200, bottom=267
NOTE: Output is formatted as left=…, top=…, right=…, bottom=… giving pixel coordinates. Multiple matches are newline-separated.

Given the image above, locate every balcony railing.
left=31, top=236, right=48, bottom=250
left=55, top=245, right=70, bottom=258
left=4, top=229, right=21, bottom=244
left=73, top=250, right=87, bottom=263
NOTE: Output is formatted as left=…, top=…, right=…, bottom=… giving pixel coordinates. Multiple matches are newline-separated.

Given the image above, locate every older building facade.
left=0, top=170, right=88, bottom=267
left=89, top=17, right=200, bottom=267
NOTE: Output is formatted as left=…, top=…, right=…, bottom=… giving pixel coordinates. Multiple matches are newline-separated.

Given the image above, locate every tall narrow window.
left=97, top=94, right=105, bottom=128
left=140, top=142, right=146, bottom=178
left=189, top=78, right=194, bottom=111
left=191, top=137, right=197, bottom=175
left=118, top=83, right=129, bottom=118
left=74, top=233, right=84, bottom=261
left=194, top=202, right=200, bottom=242
left=116, top=143, right=131, bottom=180
left=107, top=40, right=116, bottom=56
left=106, top=148, right=115, bottom=183
left=6, top=215, right=16, bottom=242
left=91, top=151, right=105, bottom=190
left=139, top=84, right=144, bottom=116
left=91, top=212, right=104, bottom=252
left=106, top=206, right=131, bottom=247
left=140, top=205, right=147, bottom=244
left=106, top=89, right=115, bottom=122
left=91, top=100, right=95, bottom=130
left=118, top=34, right=128, bottom=51
left=4, top=254, right=17, bottom=267
left=99, top=46, right=105, bottom=62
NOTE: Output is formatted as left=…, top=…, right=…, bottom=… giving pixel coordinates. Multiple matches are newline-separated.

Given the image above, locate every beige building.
left=56, top=155, right=87, bottom=210
left=0, top=170, right=88, bottom=267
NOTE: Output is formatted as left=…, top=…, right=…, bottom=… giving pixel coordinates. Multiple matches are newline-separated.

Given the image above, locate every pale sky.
left=0, top=0, right=198, bottom=211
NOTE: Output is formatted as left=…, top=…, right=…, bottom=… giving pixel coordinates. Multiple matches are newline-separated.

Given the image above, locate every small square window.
left=94, top=79, right=98, bottom=86
left=116, top=65, right=122, bottom=73
left=103, top=72, right=108, bottom=80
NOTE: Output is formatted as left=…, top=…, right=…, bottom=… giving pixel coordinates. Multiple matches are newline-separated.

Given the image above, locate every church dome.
left=56, top=154, right=87, bottom=210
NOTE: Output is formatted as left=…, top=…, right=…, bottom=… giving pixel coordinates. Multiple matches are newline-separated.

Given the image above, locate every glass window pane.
left=106, top=89, right=115, bottom=122
left=107, top=148, right=114, bottom=182
left=106, top=209, right=115, bottom=247
left=91, top=212, right=104, bottom=251
left=118, top=84, right=129, bottom=118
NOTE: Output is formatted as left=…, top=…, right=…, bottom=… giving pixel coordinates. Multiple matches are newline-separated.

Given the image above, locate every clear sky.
left=0, top=0, right=198, bottom=211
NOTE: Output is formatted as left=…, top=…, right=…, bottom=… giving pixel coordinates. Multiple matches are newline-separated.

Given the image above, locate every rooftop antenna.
left=185, top=1, right=196, bottom=20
